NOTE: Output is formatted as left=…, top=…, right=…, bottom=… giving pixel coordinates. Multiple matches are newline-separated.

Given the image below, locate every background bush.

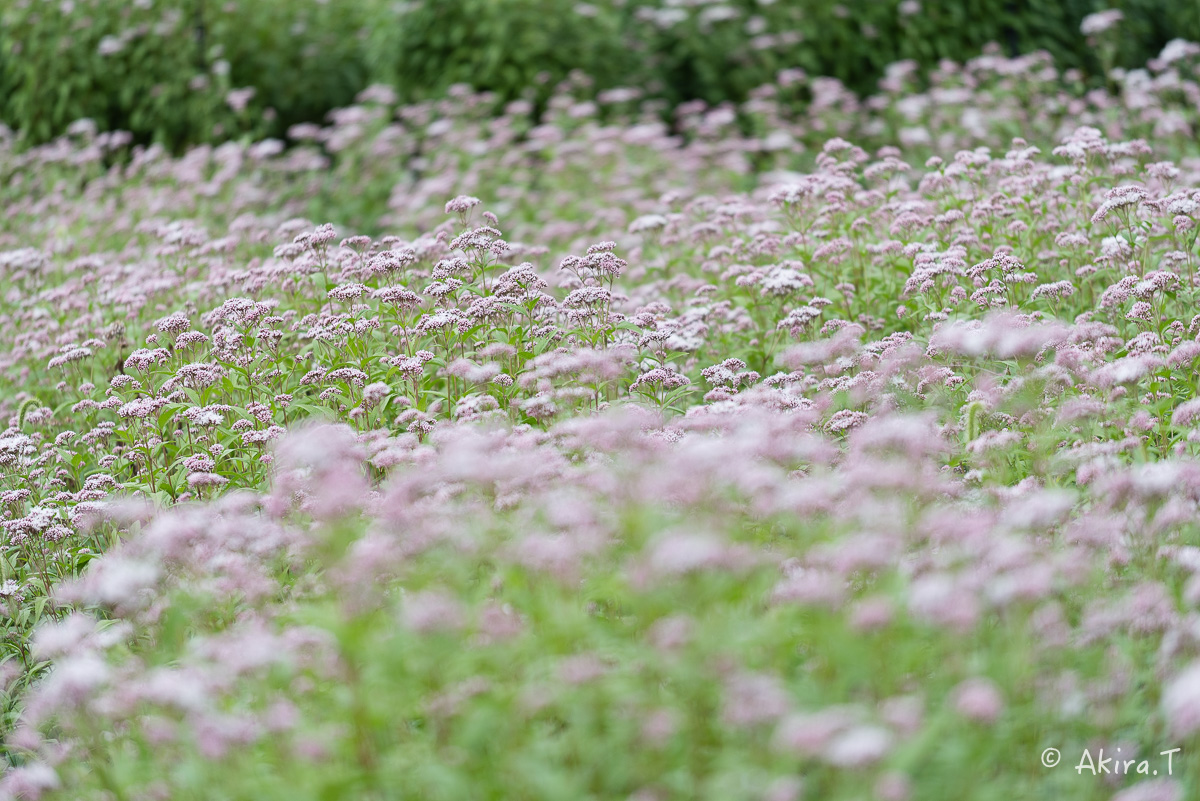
left=2, top=0, right=1199, bottom=150
left=618, top=0, right=1200, bottom=109
left=0, top=0, right=378, bottom=150
left=365, top=0, right=635, bottom=109
left=1, top=0, right=238, bottom=149
left=204, top=0, right=378, bottom=142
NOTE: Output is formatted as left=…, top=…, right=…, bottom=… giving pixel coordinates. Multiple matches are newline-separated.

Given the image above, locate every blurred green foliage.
left=1, top=0, right=236, bottom=149
left=205, top=0, right=377, bottom=141
left=2, top=0, right=1199, bottom=150
left=620, top=0, right=1200, bottom=107
left=0, top=0, right=378, bottom=150
left=365, top=0, right=636, bottom=108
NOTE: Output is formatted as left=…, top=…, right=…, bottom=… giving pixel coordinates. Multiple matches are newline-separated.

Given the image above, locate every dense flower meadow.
left=2, top=33, right=1200, bottom=800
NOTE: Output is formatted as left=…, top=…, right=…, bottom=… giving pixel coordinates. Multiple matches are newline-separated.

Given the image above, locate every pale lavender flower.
left=630, top=368, right=690, bottom=393
left=225, top=87, right=256, bottom=113
left=929, top=313, right=1068, bottom=360
left=555, top=654, right=609, bottom=685
left=952, top=677, right=1004, bottom=723
left=445, top=195, right=481, bottom=215
left=1081, top=9, right=1124, bottom=35
left=400, top=589, right=465, bottom=633
left=773, top=707, right=860, bottom=756
left=722, top=671, right=792, bottom=727
left=1171, top=399, right=1200, bottom=427
left=187, top=473, right=229, bottom=489
left=1126, top=301, right=1154, bottom=322
left=362, top=382, right=390, bottom=408
left=1111, top=780, right=1183, bottom=801
left=0, top=762, right=60, bottom=799
left=328, top=283, right=368, bottom=302
left=124, top=348, right=169, bottom=372
left=56, top=555, right=160, bottom=609
left=825, top=410, right=868, bottom=434
left=823, top=725, right=893, bottom=767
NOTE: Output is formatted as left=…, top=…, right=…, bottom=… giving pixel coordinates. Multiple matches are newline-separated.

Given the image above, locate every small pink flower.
left=400, top=589, right=465, bottom=634
left=445, top=195, right=481, bottom=215
left=952, top=677, right=1004, bottom=723
left=1111, top=779, right=1183, bottom=801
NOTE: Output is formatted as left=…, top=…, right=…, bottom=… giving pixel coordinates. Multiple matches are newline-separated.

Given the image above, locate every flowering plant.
left=1, top=31, right=1200, bottom=801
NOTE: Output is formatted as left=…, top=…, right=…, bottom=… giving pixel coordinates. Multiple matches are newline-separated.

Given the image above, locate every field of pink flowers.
left=2, top=33, right=1200, bottom=801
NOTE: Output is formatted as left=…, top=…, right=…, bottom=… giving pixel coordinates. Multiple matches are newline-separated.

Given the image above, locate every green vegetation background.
left=1, top=0, right=1199, bottom=151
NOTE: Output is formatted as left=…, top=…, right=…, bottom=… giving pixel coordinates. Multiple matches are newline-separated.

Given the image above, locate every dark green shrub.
left=615, top=0, right=1200, bottom=104
left=0, top=0, right=377, bottom=150
left=201, top=0, right=379, bottom=139
left=366, top=0, right=637, bottom=107
left=0, top=0, right=242, bottom=149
